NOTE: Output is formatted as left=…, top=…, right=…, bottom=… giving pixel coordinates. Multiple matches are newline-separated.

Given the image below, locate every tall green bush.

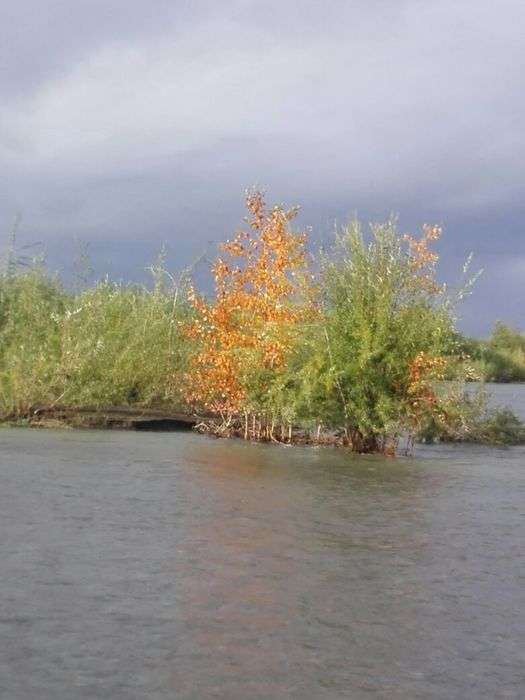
left=275, top=219, right=461, bottom=451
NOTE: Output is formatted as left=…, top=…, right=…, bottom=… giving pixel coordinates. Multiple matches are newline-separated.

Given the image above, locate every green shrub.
left=264, top=218, right=467, bottom=451
left=417, top=386, right=525, bottom=445
left=0, top=265, right=191, bottom=417
left=464, top=323, right=525, bottom=383
left=0, top=268, right=68, bottom=414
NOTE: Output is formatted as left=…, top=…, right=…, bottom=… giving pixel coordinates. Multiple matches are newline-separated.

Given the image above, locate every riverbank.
left=1, top=405, right=198, bottom=431
left=1, top=406, right=376, bottom=450
left=3, top=396, right=525, bottom=450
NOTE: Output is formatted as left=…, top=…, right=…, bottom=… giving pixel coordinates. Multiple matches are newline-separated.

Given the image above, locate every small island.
left=2, top=191, right=524, bottom=453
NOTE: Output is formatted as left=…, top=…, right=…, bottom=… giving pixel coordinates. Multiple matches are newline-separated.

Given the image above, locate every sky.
left=1, top=0, right=524, bottom=335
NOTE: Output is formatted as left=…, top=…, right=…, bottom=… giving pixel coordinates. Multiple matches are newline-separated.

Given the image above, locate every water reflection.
left=164, top=441, right=440, bottom=697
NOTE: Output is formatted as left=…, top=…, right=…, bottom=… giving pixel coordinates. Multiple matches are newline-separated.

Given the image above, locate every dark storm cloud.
left=1, top=1, right=200, bottom=97
left=1, top=0, right=524, bottom=333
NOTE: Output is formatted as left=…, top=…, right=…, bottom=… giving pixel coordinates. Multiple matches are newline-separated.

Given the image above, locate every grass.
left=0, top=265, right=191, bottom=418
left=459, top=323, right=525, bottom=383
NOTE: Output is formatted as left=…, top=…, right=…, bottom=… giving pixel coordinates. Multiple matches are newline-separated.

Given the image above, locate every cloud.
left=1, top=1, right=524, bottom=332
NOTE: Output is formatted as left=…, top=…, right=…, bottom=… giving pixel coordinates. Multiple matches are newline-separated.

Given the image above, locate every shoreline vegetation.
left=457, top=324, right=525, bottom=384
left=2, top=191, right=524, bottom=453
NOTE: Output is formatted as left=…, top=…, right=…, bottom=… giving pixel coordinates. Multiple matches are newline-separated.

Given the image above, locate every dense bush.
left=269, top=219, right=462, bottom=452
left=0, top=268, right=68, bottom=414
left=0, top=266, right=191, bottom=417
left=472, top=323, right=525, bottom=382
left=417, top=386, right=525, bottom=445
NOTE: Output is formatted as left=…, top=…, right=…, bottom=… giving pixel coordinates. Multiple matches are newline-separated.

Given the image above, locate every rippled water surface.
left=1, top=385, right=524, bottom=699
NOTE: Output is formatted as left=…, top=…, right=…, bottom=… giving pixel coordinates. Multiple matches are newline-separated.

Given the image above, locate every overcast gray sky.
left=1, top=0, right=524, bottom=334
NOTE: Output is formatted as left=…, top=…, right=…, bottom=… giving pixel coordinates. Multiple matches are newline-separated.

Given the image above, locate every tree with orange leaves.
left=183, top=191, right=314, bottom=437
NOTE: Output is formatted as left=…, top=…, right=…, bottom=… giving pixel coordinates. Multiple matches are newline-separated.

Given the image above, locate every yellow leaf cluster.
left=407, top=351, right=448, bottom=419
left=183, top=191, right=313, bottom=414
left=404, top=224, right=444, bottom=293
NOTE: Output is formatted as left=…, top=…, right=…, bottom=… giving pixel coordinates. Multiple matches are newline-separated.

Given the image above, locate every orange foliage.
left=404, top=225, right=447, bottom=422
left=407, top=351, right=448, bottom=425
left=404, top=224, right=443, bottom=293
left=183, top=191, right=312, bottom=414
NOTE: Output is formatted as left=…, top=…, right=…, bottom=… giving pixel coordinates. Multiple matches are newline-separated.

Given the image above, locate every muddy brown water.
left=1, top=384, right=524, bottom=699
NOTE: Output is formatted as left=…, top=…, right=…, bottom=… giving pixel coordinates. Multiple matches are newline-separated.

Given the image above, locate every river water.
left=1, top=385, right=524, bottom=699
